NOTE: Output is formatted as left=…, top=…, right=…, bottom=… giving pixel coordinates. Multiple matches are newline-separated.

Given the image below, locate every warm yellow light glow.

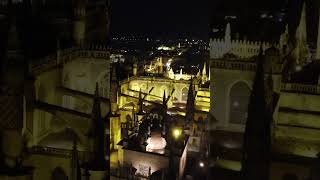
left=173, top=128, right=182, bottom=139
left=215, top=159, right=241, bottom=171
left=177, top=111, right=186, bottom=116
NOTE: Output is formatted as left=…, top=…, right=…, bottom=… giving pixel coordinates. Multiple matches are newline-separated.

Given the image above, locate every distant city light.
left=157, top=46, right=174, bottom=51
left=260, top=13, right=268, bottom=18
left=224, top=16, right=237, bottom=19
left=212, top=28, right=219, bottom=33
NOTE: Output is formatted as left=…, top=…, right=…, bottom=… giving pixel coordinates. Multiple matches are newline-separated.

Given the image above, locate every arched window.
left=229, top=82, right=251, bottom=124
left=181, top=87, right=188, bottom=101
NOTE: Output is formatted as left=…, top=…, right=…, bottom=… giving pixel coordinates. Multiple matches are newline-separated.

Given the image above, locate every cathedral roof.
left=38, top=128, right=84, bottom=150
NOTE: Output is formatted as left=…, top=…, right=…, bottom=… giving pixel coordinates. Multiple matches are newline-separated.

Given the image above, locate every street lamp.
left=172, top=128, right=181, bottom=139
left=199, top=161, right=204, bottom=168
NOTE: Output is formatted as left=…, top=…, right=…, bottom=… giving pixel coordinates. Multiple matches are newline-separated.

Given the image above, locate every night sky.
left=110, top=0, right=210, bottom=39
left=110, top=0, right=319, bottom=41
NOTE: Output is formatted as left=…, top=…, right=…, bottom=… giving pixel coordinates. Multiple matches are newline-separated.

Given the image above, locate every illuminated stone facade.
left=210, top=23, right=274, bottom=59
left=0, top=0, right=111, bottom=179
left=109, top=62, right=210, bottom=178
left=209, top=3, right=320, bottom=179
left=24, top=47, right=111, bottom=180
left=210, top=55, right=320, bottom=179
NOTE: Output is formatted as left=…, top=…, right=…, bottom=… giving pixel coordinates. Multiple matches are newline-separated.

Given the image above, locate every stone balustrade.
left=281, top=83, right=320, bottom=94
left=121, top=76, right=191, bottom=85
left=210, top=59, right=257, bottom=71
left=210, top=59, right=283, bottom=74
left=210, top=38, right=277, bottom=59
left=29, top=146, right=87, bottom=158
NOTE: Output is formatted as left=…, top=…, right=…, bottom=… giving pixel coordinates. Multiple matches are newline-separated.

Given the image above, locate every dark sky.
left=110, top=0, right=319, bottom=41
left=110, top=0, right=210, bottom=39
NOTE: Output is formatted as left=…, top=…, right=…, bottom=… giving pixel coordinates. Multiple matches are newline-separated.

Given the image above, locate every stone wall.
left=123, top=149, right=169, bottom=176
left=210, top=66, right=255, bottom=132
left=210, top=38, right=274, bottom=59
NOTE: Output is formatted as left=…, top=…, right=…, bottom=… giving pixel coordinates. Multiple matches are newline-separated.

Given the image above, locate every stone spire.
left=280, top=24, right=289, bottom=55
left=92, top=83, right=102, bottom=122
left=137, top=89, right=143, bottom=115
left=133, top=63, right=138, bottom=76
left=316, top=8, right=320, bottom=60
left=161, top=90, right=167, bottom=138
left=162, top=90, right=166, bottom=107
left=225, top=23, right=231, bottom=43
left=185, top=79, right=195, bottom=123
left=202, top=62, right=207, bottom=76
left=110, top=65, right=119, bottom=114
left=71, top=133, right=79, bottom=180
left=158, top=57, right=163, bottom=74
left=2, top=0, right=30, bottom=93
left=241, top=47, right=271, bottom=180
left=202, top=62, right=207, bottom=83
left=294, top=1, right=309, bottom=64
left=178, top=68, right=183, bottom=80
left=89, top=83, right=107, bottom=169
left=168, top=68, right=174, bottom=79
left=73, top=0, right=87, bottom=46
left=224, top=23, right=232, bottom=53
left=208, top=62, right=211, bottom=81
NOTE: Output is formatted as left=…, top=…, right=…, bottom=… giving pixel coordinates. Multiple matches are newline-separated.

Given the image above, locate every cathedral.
left=1, top=0, right=319, bottom=179
left=0, top=0, right=111, bottom=179
left=109, top=56, right=211, bottom=179
left=209, top=1, right=320, bottom=179
left=0, top=0, right=211, bottom=179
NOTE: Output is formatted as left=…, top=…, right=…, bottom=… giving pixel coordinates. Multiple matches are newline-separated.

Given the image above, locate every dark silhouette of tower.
left=186, top=79, right=195, bottom=122
left=241, top=47, right=272, bottom=180
left=89, top=83, right=107, bottom=170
